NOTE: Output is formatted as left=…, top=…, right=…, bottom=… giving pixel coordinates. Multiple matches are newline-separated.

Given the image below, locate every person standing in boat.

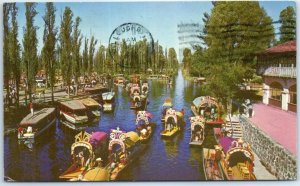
left=29, top=101, right=34, bottom=116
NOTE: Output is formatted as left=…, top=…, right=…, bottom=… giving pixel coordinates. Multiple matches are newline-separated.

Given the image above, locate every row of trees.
left=94, top=40, right=178, bottom=76
left=183, top=2, right=296, bottom=110
left=3, top=2, right=179, bottom=106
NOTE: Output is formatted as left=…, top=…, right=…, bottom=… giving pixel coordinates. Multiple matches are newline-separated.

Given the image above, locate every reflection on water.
left=4, top=69, right=215, bottom=181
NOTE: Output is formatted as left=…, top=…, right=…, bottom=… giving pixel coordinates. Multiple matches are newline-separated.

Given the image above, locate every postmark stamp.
left=109, top=23, right=154, bottom=68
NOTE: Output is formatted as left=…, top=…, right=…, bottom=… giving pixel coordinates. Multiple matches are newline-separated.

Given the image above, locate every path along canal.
left=4, top=69, right=218, bottom=181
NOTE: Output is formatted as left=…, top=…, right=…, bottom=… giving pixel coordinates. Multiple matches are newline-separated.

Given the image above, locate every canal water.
left=4, top=69, right=218, bottom=181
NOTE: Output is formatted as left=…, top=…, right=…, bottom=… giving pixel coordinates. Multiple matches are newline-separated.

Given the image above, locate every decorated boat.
left=59, top=100, right=89, bottom=130
left=108, top=128, right=143, bottom=180
left=161, top=98, right=173, bottom=122
left=160, top=108, right=180, bottom=137
left=216, top=138, right=256, bottom=180
left=141, top=82, right=149, bottom=95
left=114, top=74, right=125, bottom=87
left=18, top=108, right=56, bottom=143
left=130, top=84, right=140, bottom=98
left=130, top=94, right=147, bottom=110
left=189, top=116, right=205, bottom=146
left=59, top=131, right=109, bottom=181
left=191, top=96, right=224, bottom=127
left=203, top=147, right=225, bottom=180
left=135, top=111, right=155, bottom=142
left=79, top=97, right=101, bottom=120
left=102, top=92, right=115, bottom=112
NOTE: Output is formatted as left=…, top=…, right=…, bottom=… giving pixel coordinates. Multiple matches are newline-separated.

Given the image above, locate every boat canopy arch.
left=225, top=139, right=254, bottom=162
left=190, top=116, right=205, bottom=131
left=136, top=111, right=149, bottom=125
left=165, top=109, right=177, bottom=125
left=108, top=128, right=126, bottom=153
left=71, top=131, right=93, bottom=155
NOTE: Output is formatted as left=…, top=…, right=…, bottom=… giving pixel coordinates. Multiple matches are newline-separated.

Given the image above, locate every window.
left=270, top=82, right=283, bottom=101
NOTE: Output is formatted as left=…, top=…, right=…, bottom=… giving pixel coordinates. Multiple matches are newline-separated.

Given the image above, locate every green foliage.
left=193, top=1, right=275, bottom=109
left=3, top=3, right=11, bottom=101
left=23, top=2, right=39, bottom=101
left=279, top=6, right=296, bottom=43
left=42, top=2, right=57, bottom=103
left=72, top=16, right=82, bottom=81
left=88, top=36, right=97, bottom=73
left=82, top=38, right=89, bottom=74
left=9, top=3, right=21, bottom=105
left=59, top=6, right=73, bottom=91
left=182, top=48, right=191, bottom=72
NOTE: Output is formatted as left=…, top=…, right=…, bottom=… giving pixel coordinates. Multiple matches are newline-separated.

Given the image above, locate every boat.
left=102, top=92, right=115, bottom=112
left=108, top=128, right=143, bottom=180
left=79, top=97, right=101, bottom=120
left=84, top=86, right=109, bottom=103
left=17, top=108, right=56, bottom=143
left=130, top=94, right=147, bottom=110
left=59, top=131, right=109, bottom=181
left=141, top=82, right=149, bottom=95
left=216, top=137, right=256, bottom=180
left=160, top=108, right=180, bottom=137
left=189, top=116, right=205, bottom=146
left=114, top=74, right=125, bottom=87
left=191, top=96, right=224, bottom=127
left=202, top=147, right=225, bottom=180
left=59, top=100, right=89, bottom=130
left=130, top=84, right=140, bottom=98
left=135, top=111, right=155, bottom=142
left=161, top=98, right=173, bottom=122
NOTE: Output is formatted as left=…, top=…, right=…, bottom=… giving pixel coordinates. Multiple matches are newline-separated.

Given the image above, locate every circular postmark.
left=109, top=23, right=154, bottom=68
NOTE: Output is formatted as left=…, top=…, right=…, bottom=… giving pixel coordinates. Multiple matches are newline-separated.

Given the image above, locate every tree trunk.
left=51, top=84, right=54, bottom=104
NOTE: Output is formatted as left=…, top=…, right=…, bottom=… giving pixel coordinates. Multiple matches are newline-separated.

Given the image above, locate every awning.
left=219, top=136, right=235, bottom=154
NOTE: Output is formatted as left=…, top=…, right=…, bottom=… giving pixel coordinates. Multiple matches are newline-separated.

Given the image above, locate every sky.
left=14, top=1, right=296, bottom=57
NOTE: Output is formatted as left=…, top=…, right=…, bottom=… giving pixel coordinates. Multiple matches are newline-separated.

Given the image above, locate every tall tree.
left=95, top=45, right=106, bottom=75
left=42, top=2, right=57, bottom=103
left=88, top=36, right=97, bottom=73
left=23, top=2, right=39, bottom=102
left=59, top=7, right=73, bottom=97
left=9, top=3, right=21, bottom=106
left=3, top=3, right=11, bottom=105
left=72, top=17, right=82, bottom=82
left=279, top=6, right=296, bottom=43
left=182, top=48, right=191, bottom=72
left=82, top=37, right=89, bottom=74
left=199, top=1, right=274, bottom=109
left=168, top=48, right=178, bottom=73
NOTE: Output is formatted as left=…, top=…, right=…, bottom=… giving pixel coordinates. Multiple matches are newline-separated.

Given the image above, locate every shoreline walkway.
left=249, top=103, right=297, bottom=156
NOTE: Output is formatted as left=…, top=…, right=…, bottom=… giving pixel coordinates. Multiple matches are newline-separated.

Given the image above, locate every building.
left=257, top=40, right=296, bottom=112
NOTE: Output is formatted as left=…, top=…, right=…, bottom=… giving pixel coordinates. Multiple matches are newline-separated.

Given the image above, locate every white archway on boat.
left=165, top=108, right=177, bottom=124
left=71, top=131, right=93, bottom=156
left=108, top=128, right=126, bottom=153
left=136, top=111, right=149, bottom=125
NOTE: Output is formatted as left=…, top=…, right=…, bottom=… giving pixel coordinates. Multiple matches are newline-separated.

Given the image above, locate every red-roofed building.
left=257, top=40, right=296, bottom=112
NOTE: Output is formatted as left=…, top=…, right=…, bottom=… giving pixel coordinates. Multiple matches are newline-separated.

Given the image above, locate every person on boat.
left=29, top=101, right=34, bottom=116
left=141, top=128, right=147, bottom=137
left=78, top=151, right=85, bottom=167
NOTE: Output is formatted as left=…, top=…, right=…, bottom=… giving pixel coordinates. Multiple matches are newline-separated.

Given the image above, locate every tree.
left=197, top=1, right=275, bottom=109
left=95, top=45, right=106, bottom=75
left=3, top=3, right=11, bottom=105
left=168, top=48, right=178, bottom=74
left=279, top=6, right=296, bottom=43
left=42, top=2, right=57, bottom=103
left=82, top=37, right=89, bottom=74
left=88, top=36, right=97, bottom=73
left=59, top=7, right=73, bottom=97
left=182, top=48, right=191, bottom=72
left=23, top=2, right=39, bottom=103
left=72, top=16, right=82, bottom=82
left=9, top=3, right=21, bottom=106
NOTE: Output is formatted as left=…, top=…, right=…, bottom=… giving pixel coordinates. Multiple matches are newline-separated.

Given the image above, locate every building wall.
left=240, top=116, right=297, bottom=180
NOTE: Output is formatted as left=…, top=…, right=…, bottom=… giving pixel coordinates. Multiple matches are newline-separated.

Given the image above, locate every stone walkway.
left=249, top=103, right=297, bottom=155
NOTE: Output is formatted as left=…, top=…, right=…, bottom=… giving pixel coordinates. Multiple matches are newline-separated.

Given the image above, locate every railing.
left=269, top=98, right=281, bottom=108
left=261, top=67, right=296, bottom=78
left=288, top=103, right=297, bottom=112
